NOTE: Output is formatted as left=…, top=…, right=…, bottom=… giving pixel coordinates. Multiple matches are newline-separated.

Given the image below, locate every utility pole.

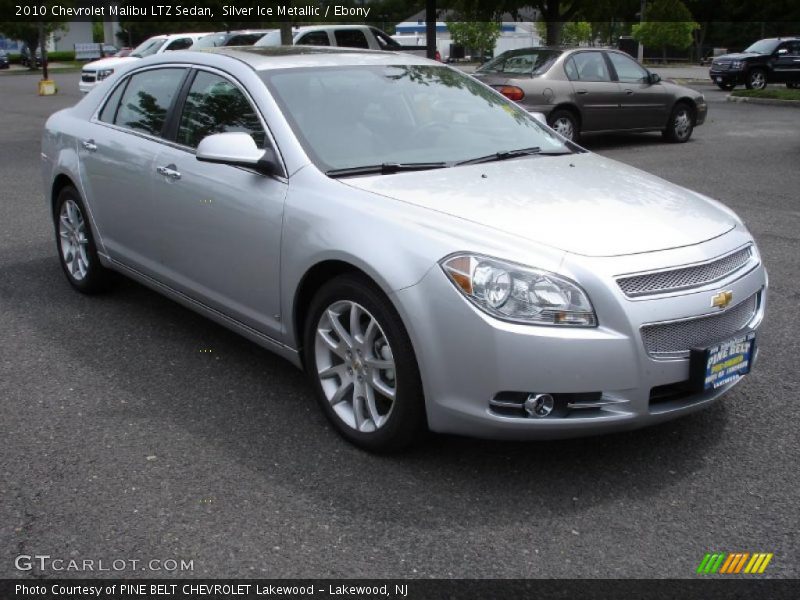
left=637, top=0, right=645, bottom=62
left=425, top=0, right=436, bottom=60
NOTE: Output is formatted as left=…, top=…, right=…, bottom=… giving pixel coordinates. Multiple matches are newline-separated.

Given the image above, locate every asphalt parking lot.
left=1, top=71, right=798, bottom=579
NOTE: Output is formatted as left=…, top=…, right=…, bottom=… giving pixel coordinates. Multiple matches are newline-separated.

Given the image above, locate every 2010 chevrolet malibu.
left=42, top=47, right=767, bottom=451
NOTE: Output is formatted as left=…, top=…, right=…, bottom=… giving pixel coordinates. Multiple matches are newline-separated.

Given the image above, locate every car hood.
left=82, top=56, right=139, bottom=70
left=340, top=153, right=737, bottom=257
left=714, top=52, right=760, bottom=61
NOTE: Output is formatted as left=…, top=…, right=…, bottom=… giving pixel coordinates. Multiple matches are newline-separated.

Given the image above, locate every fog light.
left=524, top=393, right=554, bottom=418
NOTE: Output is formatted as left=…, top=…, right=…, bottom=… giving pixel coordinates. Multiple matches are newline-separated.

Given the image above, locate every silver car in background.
left=42, top=48, right=766, bottom=451
left=473, top=47, right=707, bottom=143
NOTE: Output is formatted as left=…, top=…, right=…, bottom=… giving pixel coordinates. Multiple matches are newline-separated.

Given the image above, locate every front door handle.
left=156, top=165, right=181, bottom=180
left=624, top=89, right=634, bottom=95
left=576, top=89, right=588, bottom=95
left=81, top=139, right=97, bottom=152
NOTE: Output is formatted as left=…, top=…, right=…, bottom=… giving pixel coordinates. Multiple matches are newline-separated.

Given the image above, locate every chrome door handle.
left=156, top=165, right=181, bottom=180
left=576, top=89, right=588, bottom=95
left=81, top=139, right=97, bottom=152
left=625, top=89, right=634, bottom=95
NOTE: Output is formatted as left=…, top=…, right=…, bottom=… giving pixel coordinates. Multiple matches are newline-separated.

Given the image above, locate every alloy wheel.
left=58, top=198, right=90, bottom=281
left=314, top=300, right=397, bottom=433
left=551, top=117, right=574, bottom=140
left=673, top=108, right=692, bottom=141
left=749, top=71, right=766, bottom=90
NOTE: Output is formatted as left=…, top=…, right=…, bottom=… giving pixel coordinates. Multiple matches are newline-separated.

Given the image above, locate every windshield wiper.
left=326, top=162, right=448, bottom=178
left=455, top=147, right=541, bottom=166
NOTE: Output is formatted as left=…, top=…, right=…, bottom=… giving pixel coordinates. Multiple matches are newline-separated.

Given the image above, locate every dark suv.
left=710, top=37, right=800, bottom=90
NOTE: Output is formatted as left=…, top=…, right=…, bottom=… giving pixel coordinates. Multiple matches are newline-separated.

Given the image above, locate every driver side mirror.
left=776, top=48, right=788, bottom=55
left=648, top=72, right=661, bottom=84
left=196, top=132, right=282, bottom=177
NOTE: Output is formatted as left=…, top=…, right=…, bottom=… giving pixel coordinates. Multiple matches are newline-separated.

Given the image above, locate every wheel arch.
left=671, top=97, right=697, bottom=124
left=51, top=173, right=77, bottom=221
left=292, top=259, right=393, bottom=362
left=549, top=102, right=582, bottom=127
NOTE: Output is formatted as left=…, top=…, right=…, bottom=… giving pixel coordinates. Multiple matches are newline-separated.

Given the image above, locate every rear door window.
left=572, top=51, right=612, bottom=82
left=113, top=68, right=187, bottom=137
left=334, top=29, right=370, bottom=49
left=296, top=31, right=330, bottom=46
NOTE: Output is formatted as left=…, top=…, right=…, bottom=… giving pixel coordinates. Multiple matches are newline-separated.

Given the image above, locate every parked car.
left=0, top=50, right=9, bottom=69
left=473, top=47, right=707, bottom=143
left=255, top=25, right=439, bottom=60
left=20, top=45, right=42, bottom=68
left=79, top=32, right=210, bottom=93
left=710, top=37, right=800, bottom=90
left=43, top=47, right=766, bottom=451
left=192, top=30, right=275, bottom=49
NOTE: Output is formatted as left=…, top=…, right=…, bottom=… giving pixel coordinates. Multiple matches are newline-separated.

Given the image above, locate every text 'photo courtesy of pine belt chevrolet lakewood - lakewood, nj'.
left=43, top=46, right=767, bottom=452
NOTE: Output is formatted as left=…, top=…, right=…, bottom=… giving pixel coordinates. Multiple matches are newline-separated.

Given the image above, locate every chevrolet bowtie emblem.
left=711, top=290, right=734, bottom=309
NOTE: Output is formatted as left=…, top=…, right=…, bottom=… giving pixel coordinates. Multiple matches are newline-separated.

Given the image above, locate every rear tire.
left=54, top=185, right=114, bottom=294
left=745, top=68, right=767, bottom=90
left=303, top=274, right=426, bottom=452
left=662, top=102, right=694, bottom=143
left=547, top=109, right=579, bottom=142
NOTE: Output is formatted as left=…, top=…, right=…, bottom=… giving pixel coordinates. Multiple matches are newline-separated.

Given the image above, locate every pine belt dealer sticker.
left=690, top=331, right=756, bottom=392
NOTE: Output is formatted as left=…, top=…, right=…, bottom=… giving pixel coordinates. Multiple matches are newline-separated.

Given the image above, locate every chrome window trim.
left=89, top=62, right=288, bottom=181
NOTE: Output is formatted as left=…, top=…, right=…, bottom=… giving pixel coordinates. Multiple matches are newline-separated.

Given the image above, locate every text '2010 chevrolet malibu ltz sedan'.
left=42, top=47, right=767, bottom=451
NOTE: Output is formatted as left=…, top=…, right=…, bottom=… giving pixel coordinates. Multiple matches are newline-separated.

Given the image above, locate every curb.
left=726, top=95, right=800, bottom=108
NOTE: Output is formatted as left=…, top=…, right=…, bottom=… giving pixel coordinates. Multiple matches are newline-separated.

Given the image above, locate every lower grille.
left=642, top=293, right=758, bottom=359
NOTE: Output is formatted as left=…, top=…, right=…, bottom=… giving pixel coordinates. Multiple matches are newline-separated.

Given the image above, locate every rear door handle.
left=81, top=139, right=97, bottom=152
left=156, top=165, right=181, bottom=180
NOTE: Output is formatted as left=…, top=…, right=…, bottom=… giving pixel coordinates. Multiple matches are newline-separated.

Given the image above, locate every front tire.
left=547, top=109, right=579, bottom=142
left=745, top=69, right=767, bottom=90
left=303, top=274, right=426, bottom=452
left=54, top=185, right=114, bottom=294
left=662, top=102, right=694, bottom=143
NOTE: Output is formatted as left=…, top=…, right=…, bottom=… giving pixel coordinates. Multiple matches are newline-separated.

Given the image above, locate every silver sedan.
left=42, top=47, right=767, bottom=451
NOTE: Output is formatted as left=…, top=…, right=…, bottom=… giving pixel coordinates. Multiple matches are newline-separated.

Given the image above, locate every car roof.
left=207, top=46, right=436, bottom=70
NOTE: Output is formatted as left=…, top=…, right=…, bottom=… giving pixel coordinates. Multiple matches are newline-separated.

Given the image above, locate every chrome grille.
left=81, top=72, right=96, bottom=83
left=618, top=246, right=753, bottom=297
left=711, top=61, right=730, bottom=71
left=642, top=293, right=758, bottom=358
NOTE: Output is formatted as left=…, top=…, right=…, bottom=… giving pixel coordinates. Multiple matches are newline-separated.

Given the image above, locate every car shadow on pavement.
left=3, top=251, right=730, bottom=531
left=579, top=132, right=674, bottom=152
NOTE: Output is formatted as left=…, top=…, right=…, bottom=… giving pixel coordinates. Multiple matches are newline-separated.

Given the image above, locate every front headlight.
left=730, top=60, right=743, bottom=70
left=440, top=254, right=597, bottom=326
left=96, top=68, right=114, bottom=80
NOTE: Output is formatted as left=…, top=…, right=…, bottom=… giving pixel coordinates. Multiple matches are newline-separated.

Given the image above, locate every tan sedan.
left=472, top=47, right=707, bottom=143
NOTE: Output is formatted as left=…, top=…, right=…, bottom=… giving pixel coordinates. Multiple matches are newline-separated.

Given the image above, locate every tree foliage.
left=632, top=0, right=699, bottom=59
left=446, top=21, right=501, bottom=57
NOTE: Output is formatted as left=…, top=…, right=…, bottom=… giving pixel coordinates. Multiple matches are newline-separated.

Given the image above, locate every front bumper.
left=709, top=70, right=744, bottom=86
left=79, top=77, right=97, bottom=94
left=393, top=231, right=767, bottom=440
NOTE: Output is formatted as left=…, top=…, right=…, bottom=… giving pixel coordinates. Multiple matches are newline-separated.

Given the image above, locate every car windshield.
left=477, top=49, right=561, bottom=76
left=743, top=39, right=780, bottom=54
left=130, top=38, right=167, bottom=58
left=193, top=33, right=227, bottom=48
left=262, top=65, right=571, bottom=173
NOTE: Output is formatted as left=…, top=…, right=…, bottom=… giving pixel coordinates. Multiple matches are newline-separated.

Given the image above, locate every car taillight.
left=493, top=85, right=525, bottom=101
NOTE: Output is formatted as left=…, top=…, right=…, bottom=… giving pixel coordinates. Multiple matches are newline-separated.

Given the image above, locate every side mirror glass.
left=196, top=132, right=281, bottom=176
left=649, top=72, right=661, bottom=84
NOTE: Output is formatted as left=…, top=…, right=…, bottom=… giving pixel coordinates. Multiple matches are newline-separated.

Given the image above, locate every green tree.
left=631, top=0, right=698, bottom=63
left=0, top=0, right=68, bottom=70
left=537, top=20, right=593, bottom=45
left=446, top=21, right=501, bottom=60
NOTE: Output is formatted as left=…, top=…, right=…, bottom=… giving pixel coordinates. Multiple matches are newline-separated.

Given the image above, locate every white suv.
left=79, top=33, right=209, bottom=93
